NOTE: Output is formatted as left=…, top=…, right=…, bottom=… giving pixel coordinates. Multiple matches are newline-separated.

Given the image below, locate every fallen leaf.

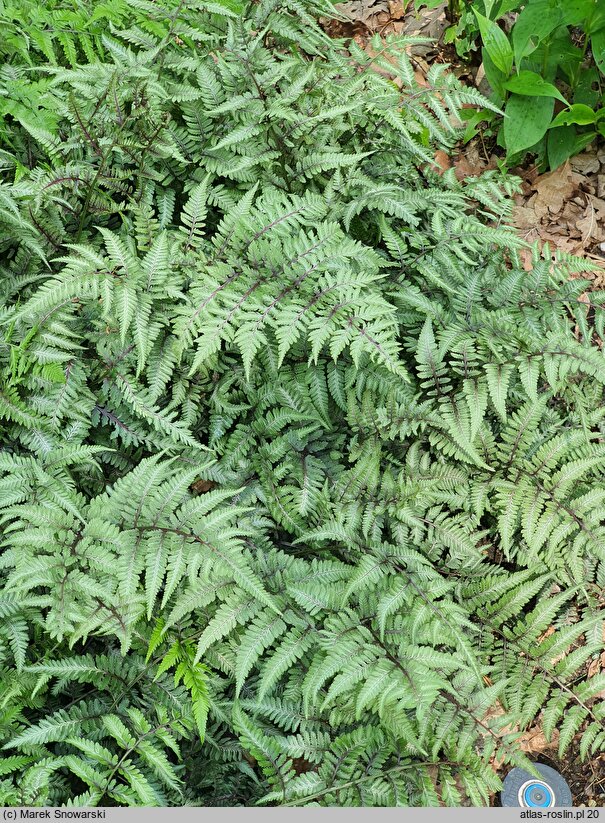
left=432, top=149, right=451, bottom=175
left=454, top=156, right=475, bottom=181
left=512, top=205, right=538, bottom=231
left=531, top=161, right=577, bottom=220
left=537, top=625, right=556, bottom=643
left=387, top=0, right=406, bottom=18
left=571, top=151, right=600, bottom=176
left=191, top=479, right=216, bottom=494
left=413, top=69, right=430, bottom=88
left=586, top=193, right=605, bottom=220
left=335, top=0, right=390, bottom=26
left=519, top=248, right=533, bottom=271
left=588, top=650, right=605, bottom=684
left=518, top=726, right=559, bottom=755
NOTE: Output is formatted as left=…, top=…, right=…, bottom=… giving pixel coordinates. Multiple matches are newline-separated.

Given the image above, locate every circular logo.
left=518, top=779, right=555, bottom=808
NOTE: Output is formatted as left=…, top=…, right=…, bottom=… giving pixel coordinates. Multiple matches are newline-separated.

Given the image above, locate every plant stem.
left=448, top=0, right=461, bottom=24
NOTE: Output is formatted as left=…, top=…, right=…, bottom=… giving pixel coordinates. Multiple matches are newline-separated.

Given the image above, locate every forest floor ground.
left=323, top=0, right=605, bottom=805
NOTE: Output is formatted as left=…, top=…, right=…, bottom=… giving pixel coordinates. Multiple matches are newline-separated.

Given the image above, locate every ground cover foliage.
left=1, top=0, right=605, bottom=807
left=428, top=0, right=605, bottom=170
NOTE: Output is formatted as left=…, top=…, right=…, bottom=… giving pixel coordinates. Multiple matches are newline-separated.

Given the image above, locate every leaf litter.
left=510, top=152, right=605, bottom=270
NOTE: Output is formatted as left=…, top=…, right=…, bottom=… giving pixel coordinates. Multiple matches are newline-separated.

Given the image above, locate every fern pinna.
left=0, top=0, right=604, bottom=808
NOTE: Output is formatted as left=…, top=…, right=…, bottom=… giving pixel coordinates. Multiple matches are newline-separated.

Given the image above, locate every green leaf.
left=550, top=104, right=597, bottom=127
left=503, top=94, right=554, bottom=157
left=443, top=25, right=458, bottom=45
left=547, top=126, right=596, bottom=170
left=511, top=2, right=562, bottom=67
left=474, top=10, right=513, bottom=75
left=481, top=48, right=507, bottom=101
left=485, top=363, right=514, bottom=421
left=560, top=0, right=597, bottom=26
left=459, top=107, right=496, bottom=143
left=517, top=357, right=539, bottom=402
left=592, top=27, right=605, bottom=75
left=503, top=71, right=567, bottom=104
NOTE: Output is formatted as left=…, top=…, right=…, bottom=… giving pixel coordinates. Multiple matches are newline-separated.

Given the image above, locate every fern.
left=0, top=0, right=604, bottom=808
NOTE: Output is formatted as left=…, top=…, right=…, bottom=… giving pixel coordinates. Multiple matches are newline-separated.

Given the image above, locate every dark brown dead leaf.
left=191, top=479, right=216, bottom=494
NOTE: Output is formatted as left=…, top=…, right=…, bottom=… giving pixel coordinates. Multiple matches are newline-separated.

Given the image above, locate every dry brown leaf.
left=508, top=146, right=605, bottom=259
left=452, top=141, right=492, bottom=181
left=481, top=702, right=558, bottom=774
left=585, top=193, right=605, bottom=220
left=578, top=213, right=605, bottom=247
left=561, top=201, right=583, bottom=223
left=387, top=0, right=406, bottom=18
left=531, top=161, right=577, bottom=220
left=511, top=205, right=538, bottom=231
left=571, top=151, right=600, bottom=176
left=454, top=156, right=475, bottom=182
left=587, top=651, right=605, bottom=679
left=413, top=69, right=430, bottom=88
left=398, top=1, right=447, bottom=39
left=464, top=142, right=482, bottom=171
left=542, top=232, right=584, bottom=255
left=191, top=479, right=216, bottom=494
left=519, top=248, right=533, bottom=271
left=334, top=0, right=390, bottom=26
left=432, top=149, right=451, bottom=175
left=537, top=625, right=556, bottom=643
left=518, top=726, right=559, bottom=755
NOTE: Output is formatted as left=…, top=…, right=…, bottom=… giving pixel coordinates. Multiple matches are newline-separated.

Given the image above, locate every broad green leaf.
left=498, top=0, right=526, bottom=13
left=574, top=67, right=601, bottom=107
left=587, top=8, right=605, bottom=35
left=443, top=25, right=458, bottom=45
left=511, top=1, right=562, bottom=67
left=547, top=126, right=596, bottom=170
left=544, top=30, right=583, bottom=83
left=460, top=108, right=496, bottom=143
left=560, top=0, right=597, bottom=26
left=481, top=48, right=507, bottom=101
left=503, top=71, right=567, bottom=104
left=474, top=10, right=513, bottom=75
left=504, top=93, right=554, bottom=157
left=592, top=27, right=605, bottom=75
left=482, top=0, right=495, bottom=17
left=550, top=104, right=597, bottom=127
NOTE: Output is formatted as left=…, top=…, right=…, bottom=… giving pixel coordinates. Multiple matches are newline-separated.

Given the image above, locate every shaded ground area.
left=511, top=151, right=605, bottom=262
left=545, top=746, right=605, bottom=808
left=492, top=745, right=605, bottom=808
